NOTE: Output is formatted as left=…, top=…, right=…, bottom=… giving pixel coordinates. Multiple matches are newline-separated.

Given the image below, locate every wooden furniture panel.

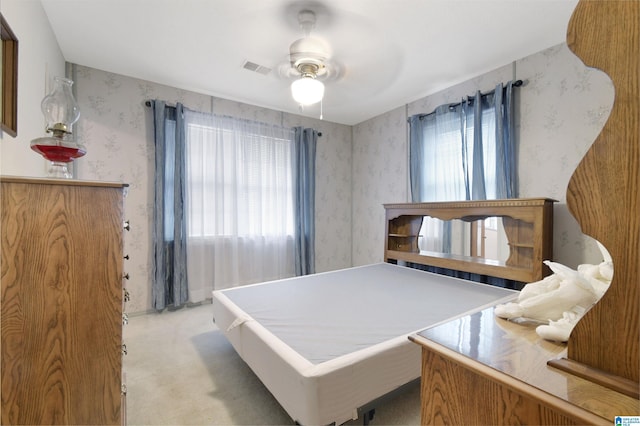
left=420, top=350, right=592, bottom=425
left=384, top=198, right=555, bottom=283
left=1, top=176, right=126, bottom=425
left=410, top=1, right=639, bottom=424
left=411, top=308, right=638, bottom=425
left=558, top=0, right=639, bottom=386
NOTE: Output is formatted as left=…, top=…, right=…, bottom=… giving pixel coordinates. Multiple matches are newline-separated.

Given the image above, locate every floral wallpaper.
left=72, top=41, right=613, bottom=314
left=72, top=66, right=352, bottom=314
left=351, top=105, right=409, bottom=266
left=516, top=43, right=613, bottom=266
left=352, top=42, right=613, bottom=269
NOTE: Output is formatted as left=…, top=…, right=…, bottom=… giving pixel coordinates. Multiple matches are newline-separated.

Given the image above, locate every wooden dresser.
left=410, top=1, right=639, bottom=424
left=1, top=176, right=128, bottom=425
left=410, top=309, right=639, bottom=425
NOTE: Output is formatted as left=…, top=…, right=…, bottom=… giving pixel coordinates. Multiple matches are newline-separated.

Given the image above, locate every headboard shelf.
left=387, top=249, right=535, bottom=282
left=384, top=198, right=556, bottom=283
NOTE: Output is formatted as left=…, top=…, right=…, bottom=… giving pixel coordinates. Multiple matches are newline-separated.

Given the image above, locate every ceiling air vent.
left=242, top=60, right=272, bottom=75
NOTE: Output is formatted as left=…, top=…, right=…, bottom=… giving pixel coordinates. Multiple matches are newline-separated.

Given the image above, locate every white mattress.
left=212, top=262, right=517, bottom=425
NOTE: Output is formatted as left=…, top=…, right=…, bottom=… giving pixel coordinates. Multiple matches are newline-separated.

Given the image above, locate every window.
left=410, top=83, right=516, bottom=203
left=408, top=83, right=519, bottom=288
left=181, top=111, right=298, bottom=294
left=151, top=102, right=308, bottom=306
left=185, top=117, right=295, bottom=239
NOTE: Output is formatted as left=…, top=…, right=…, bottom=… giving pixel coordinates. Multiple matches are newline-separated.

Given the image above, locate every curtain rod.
left=449, top=79, right=523, bottom=105
left=449, top=78, right=523, bottom=106
left=144, top=100, right=322, bottom=136
left=411, top=79, right=523, bottom=121
left=144, top=100, right=173, bottom=108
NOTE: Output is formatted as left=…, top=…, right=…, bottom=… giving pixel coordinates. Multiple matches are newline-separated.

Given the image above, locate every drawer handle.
left=122, top=344, right=127, bottom=356
left=122, top=313, right=129, bottom=325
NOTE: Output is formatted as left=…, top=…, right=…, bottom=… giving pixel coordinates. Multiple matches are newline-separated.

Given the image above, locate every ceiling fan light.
left=291, top=76, right=325, bottom=105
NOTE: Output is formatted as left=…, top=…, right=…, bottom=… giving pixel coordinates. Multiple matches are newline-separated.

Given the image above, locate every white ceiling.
left=40, top=0, right=578, bottom=126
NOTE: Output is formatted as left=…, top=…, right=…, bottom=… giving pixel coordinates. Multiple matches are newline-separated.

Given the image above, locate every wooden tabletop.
left=1, top=175, right=127, bottom=187
left=409, top=306, right=640, bottom=422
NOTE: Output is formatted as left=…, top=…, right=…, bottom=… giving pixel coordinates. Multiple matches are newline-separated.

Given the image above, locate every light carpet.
left=124, top=302, right=421, bottom=425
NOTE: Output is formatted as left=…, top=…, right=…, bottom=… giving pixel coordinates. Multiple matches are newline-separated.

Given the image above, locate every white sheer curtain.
left=411, top=105, right=467, bottom=253
left=408, top=82, right=519, bottom=288
left=184, top=110, right=296, bottom=301
left=413, top=105, right=468, bottom=202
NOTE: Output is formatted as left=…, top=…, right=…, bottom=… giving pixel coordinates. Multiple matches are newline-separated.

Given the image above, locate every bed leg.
left=363, top=409, right=375, bottom=425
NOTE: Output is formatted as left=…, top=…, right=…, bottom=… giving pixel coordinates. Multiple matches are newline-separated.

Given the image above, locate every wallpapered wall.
left=352, top=42, right=613, bottom=269
left=0, top=0, right=65, bottom=168
left=72, top=66, right=353, bottom=314
left=72, top=40, right=612, bottom=314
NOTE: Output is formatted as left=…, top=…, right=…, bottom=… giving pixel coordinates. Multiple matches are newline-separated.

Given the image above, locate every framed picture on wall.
left=1, top=13, right=18, bottom=137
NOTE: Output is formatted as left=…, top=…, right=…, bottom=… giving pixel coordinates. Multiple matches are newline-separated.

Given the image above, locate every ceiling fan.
left=280, top=9, right=343, bottom=108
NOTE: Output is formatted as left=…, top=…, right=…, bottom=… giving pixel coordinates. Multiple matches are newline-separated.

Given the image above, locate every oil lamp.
left=30, top=76, right=86, bottom=178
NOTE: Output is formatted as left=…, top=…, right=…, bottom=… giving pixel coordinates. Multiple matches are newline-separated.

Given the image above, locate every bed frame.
left=213, top=263, right=518, bottom=425
left=212, top=199, right=557, bottom=425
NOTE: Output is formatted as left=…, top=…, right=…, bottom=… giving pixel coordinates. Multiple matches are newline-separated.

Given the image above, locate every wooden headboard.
left=547, top=0, right=639, bottom=395
left=384, top=199, right=555, bottom=283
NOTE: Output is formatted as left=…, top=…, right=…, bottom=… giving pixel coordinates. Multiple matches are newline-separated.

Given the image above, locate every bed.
left=212, top=201, right=554, bottom=425
left=212, top=263, right=516, bottom=425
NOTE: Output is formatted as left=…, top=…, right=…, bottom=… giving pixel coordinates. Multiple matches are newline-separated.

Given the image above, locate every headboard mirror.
left=385, top=198, right=556, bottom=284
left=416, top=216, right=528, bottom=266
